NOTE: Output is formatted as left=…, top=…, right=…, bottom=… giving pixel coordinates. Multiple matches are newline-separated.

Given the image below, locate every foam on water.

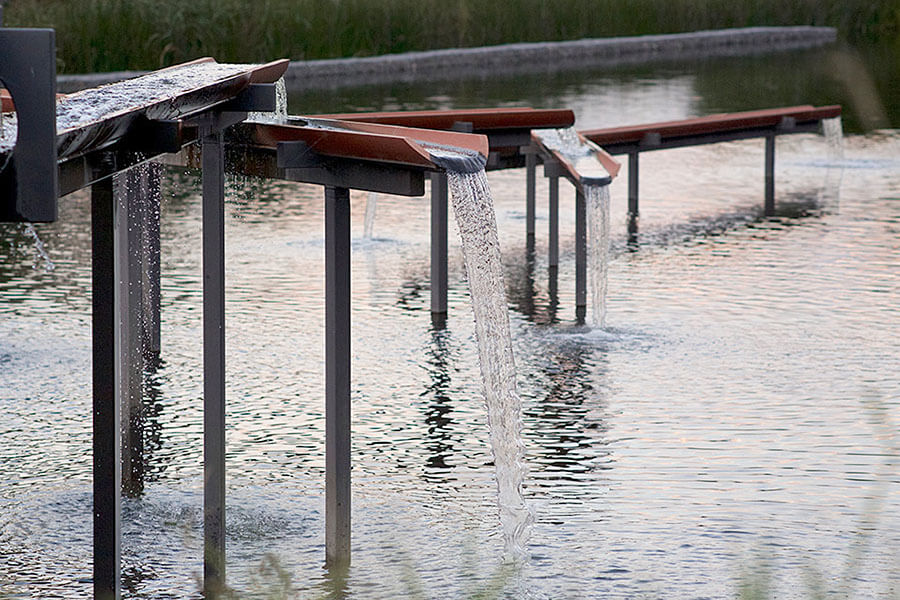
left=586, top=184, right=611, bottom=328
left=446, top=167, right=533, bottom=559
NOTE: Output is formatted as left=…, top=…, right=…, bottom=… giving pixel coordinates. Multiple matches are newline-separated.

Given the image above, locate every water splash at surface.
left=586, top=184, right=611, bottom=328
left=446, top=168, right=533, bottom=559
left=22, top=223, right=55, bottom=272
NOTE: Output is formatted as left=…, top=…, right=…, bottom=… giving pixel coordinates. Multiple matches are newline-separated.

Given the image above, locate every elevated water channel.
left=2, top=46, right=899, bottom=598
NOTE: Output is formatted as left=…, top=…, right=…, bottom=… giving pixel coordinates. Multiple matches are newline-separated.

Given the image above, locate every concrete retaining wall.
left=58, top=26, right=836, bottom=93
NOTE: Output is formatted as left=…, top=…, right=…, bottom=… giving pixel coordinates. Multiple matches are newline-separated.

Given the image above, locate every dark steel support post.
left=92, top=177, right=121, bottom=600
left=575, top=189, right=586, bottom=323
left=628, top=152, right=639, bottom=219
left=764, top=135, right=776, bottom=216
left=118, top=170, right=145, bottom=497
left=325, top=185, right=352, bottom=568
left=430, top=172, right=448, bottom=319
left=525, top=150, right=537, bottom=243
left=548, top=175, right=559, bottom=268
left=202, top=132, right=227, bottom=597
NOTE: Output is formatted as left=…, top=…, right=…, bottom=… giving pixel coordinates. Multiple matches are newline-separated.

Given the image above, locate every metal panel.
left=0, top=29, right=58, bottom=222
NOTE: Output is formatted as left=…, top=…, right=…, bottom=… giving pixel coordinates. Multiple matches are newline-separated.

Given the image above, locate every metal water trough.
left=315, top=108, right=623, bottom=322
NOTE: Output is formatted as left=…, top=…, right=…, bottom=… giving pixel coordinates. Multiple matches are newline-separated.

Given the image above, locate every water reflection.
left=419, top=327, right=458, bottom=484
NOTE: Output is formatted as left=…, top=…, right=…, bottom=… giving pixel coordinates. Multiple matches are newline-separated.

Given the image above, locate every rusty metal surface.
left=233, top=117, right=489, bottom=170
left=581, top=105, right=842, bottom=146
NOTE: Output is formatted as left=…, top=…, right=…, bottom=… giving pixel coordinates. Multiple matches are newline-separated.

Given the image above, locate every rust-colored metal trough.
left=313, top=107, right=575, bottom=170
left=581, top=104, right=842, bottom=152
left=223, top=117, right=490, bottom=196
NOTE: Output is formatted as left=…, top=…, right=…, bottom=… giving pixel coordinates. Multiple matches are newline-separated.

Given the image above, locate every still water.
left=1, top=45, right=899, bottom=598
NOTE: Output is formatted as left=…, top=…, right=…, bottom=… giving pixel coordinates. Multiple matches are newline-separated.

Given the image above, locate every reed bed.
left=4, top=0, right=899, bottom=73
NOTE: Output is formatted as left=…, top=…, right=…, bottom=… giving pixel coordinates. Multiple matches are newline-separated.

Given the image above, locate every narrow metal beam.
left=575, top=189, right=587, bottom=323
left=430, top=172, right=449, bottom=318
left=628, top=152, right=639, bottom=219
left=764, top=134, right=776, bottom=216
left=202, top=131, right=227, bottom=597
left=548, top=175, right=559, bottom=268
left=91, top=177, right=121, bottom=600
left=325, top=185, right=352, bottom=567
left=525, top=149, right=537, bottom=241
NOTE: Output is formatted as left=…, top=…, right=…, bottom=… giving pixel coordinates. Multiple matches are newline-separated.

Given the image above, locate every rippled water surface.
left=1, top=47, right=899, bottom=598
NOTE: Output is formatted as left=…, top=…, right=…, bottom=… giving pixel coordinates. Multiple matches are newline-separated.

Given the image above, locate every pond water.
left=1, top=44, right=899, bottom=599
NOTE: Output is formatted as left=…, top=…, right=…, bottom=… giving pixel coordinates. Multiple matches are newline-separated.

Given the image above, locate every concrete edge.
left=57, top=26, right=837, bottom=93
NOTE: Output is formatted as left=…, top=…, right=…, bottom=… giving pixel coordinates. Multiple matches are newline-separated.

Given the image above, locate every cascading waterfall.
left=822, top=116, right=845, bottom=162
left=446, top=169, right=533, bottom=558
left=536, top=128, right=613, bottom=329
left=363, top=192, right=378, bottom=239
left=820, top=116, right=845, bottom=208
left=585, top=184, right=611, bottom=328
left=426, top=144, right=532, bottom=558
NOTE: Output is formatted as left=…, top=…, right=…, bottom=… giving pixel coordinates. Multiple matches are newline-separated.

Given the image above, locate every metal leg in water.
left=325, top=185, right=352, bottom=567
left=92, top=177, right=121, bottom=600
left=548, top=174, right=559, bottom=268
left=143, top=163, right=162, bottom=363
left=575, top=189, right=586, bottom=323
left=526, top=149, right=537, bottom=244
left=430, top=172, right=448, bottom=324
left=764, top=135, right=776, bottom=216
left=202, top=132, right=227, bottom=597
left=118, top=170, right=145, bottom=497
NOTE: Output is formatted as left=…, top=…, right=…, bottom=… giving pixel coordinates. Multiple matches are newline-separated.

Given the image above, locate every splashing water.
left=586, top=184, right=611, bottom=328
left=248, top=78, right=288, bottom=124
left=822, top=116, right=844, bottom=162
left=446, top=168, right=533, bottom=559
left=363, top=192, right=377, bottom=239
left=22, top=223, right=55, bottom=272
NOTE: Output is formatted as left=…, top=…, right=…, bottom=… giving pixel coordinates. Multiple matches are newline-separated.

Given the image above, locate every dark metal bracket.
left=0, top=28, right=58, bottom=222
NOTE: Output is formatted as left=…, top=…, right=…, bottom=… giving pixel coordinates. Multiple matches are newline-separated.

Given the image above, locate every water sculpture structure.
left=1, top=23, right=843, bottom=600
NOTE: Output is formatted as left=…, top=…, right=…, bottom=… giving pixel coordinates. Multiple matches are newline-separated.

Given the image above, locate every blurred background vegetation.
left=3, top=0, right=899, bottom=73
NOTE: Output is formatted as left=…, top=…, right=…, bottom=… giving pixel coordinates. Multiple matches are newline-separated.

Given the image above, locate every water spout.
left=586, top=183, right=611, bottom=328
left=446, top=166, right=533, bottom=559
left=22, top=222, right=55, bottom=272
left=363, top=192, right=377, bottom=239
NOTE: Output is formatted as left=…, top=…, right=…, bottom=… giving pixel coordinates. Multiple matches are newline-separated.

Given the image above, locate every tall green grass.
left=4, top=0, right=898, bottom=73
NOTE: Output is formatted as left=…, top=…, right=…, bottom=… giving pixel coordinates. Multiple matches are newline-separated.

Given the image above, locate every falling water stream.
left=364, top=192, right=378, bottom=239
left=585, top=184, right=610, bottom=328
left=445, top=167, right=533, bottom=558
left=535, top=128, right=613, bottom=328
left=21, top=223, right=55, bottom=272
